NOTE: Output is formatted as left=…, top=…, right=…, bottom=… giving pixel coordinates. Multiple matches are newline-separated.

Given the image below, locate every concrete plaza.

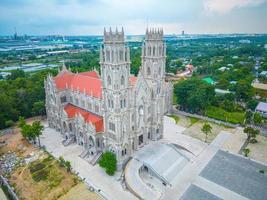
left=40, top=117, right=267, bottom=200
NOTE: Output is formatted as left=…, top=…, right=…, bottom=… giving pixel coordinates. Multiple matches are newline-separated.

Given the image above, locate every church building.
left=45, top=28, right=173, bottom=168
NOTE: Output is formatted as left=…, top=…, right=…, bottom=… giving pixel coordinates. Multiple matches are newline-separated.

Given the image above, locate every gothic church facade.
left=45, top=28, right=173, bottom=168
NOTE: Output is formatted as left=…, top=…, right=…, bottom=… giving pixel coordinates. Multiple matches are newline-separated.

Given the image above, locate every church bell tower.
left=100, top=27, right=132, bottom=168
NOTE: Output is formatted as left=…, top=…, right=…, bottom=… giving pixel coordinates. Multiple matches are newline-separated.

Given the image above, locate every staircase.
left=79, top=150, right=89, bottom=158
left=62, top=136, right=75, bottom=146
left=90, top=152, right=102, bottom=166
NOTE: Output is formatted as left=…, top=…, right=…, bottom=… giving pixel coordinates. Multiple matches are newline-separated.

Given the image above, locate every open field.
left=0, top=118, right=101, bottom=200
left=205, top=106, right=245, bottom=125
left=169, top=114, right=236, bottom=144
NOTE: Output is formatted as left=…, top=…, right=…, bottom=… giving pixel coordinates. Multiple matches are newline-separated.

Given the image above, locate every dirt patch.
left=247, top=135, right=267, bottom=164
left=0, top=119, right=100, bottom=200
left=181, top=119, right=236, bottom=143
left=58, top=183, right=101, bottom=200
left=9, top=155, right=78, bottom=200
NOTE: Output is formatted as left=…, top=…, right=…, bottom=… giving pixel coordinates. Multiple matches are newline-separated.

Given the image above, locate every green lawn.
left=167, top=115, right=180, bottom=124
left=205, top=106, right=245, bottom=124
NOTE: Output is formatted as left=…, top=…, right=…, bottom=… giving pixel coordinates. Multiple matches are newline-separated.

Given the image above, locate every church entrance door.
left=139, top=135, right=143, bottom=145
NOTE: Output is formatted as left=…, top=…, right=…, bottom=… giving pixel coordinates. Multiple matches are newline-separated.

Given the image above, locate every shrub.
left=243, top=148, right=250, bottom=157
left=99, top=152, right=117, bottom=176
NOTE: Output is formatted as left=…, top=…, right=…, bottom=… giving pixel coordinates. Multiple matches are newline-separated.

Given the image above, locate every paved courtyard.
left=40, top=117, right=267, bottom=200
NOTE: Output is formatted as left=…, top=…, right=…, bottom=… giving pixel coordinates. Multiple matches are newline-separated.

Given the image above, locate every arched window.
left=107, top=75, right=111, bottom=85
left=119, top=50, right=123, bottom=61
left=153, top=46, right=156, bottom=56
left=106, top=50, right=110, bottom=61
left=121, top=75, right=125, bottom=85
left=147, top=67, right=151, bottom=76
left=158, top=67, right=161, bottom=75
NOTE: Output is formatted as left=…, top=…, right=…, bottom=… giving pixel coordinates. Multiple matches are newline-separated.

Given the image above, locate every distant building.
left=181, top=30, right=185, bottom=36
left=259, top=71, right=267, bottom=78
left=255, top=102, right=267, bottom=118
left=215, top=88, right=232, bottom=95
left=203, top=77, right=215, bottom=85
left=239, top=39, right=251, bottom=44
left=218, top=66, right=229, bottom=72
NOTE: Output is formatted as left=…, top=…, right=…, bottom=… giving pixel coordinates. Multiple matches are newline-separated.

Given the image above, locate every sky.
left=0, top=0, right=267, bottom=35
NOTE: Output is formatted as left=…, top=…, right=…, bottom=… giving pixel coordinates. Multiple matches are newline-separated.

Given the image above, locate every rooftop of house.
left=256, top=102, right=267, bottom=112
left=202, top=77, right=215, bottom=85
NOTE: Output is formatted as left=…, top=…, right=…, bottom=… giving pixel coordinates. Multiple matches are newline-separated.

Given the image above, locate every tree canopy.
left=174, top=78, right=215, bottom=113
left=99, top=151, right=117, bottom=176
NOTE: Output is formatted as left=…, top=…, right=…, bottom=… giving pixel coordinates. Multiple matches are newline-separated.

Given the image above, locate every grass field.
left=167, top=115, right=180, bottom=124
left=205, top=106, right=245, bottom=124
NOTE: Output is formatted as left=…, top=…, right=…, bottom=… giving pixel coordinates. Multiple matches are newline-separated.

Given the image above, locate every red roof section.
left=78, top=71, right=100, bottom=79
left=129, top=76, right=137, bottom=86
left=53, top=70, right=102, bottom=98
left=64, top=104, right=103, bottom=133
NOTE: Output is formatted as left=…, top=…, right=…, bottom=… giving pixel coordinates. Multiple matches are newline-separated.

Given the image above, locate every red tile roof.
left=53, top=69, right=137, bottom=98
left=64, top=104, right=103, bottom=133
left=53, top=70, right=102, bottom=98
left=78, top=71, right=100, bottom=79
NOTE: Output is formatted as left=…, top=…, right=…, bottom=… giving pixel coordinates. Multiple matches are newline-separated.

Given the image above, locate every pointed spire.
left=115, top=26, right=118, bottom=33
left=122, top=27, right=124, bottom=35
left=109, top=27, right=112, bottom=33
left=104, top=27, right=106, bottom=34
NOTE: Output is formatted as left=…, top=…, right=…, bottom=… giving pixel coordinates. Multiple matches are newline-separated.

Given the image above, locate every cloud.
left=203, top=0, right=266, bottom=13
left=0, top=0, right=266, bottom=34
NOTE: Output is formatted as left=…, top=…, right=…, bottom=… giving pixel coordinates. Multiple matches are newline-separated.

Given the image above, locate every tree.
left=246, top=99, right=258, bottom=110
left=32, top=101, right=45, bottom=117
left=21, top=124, right=35, bottom=141
left=243, top=148, right=250, bottom=157
left=31, top=121, right=44, bottom=147
left=99, top=152, right=117, bottom=176
left=18, top=116, right=26, bottom=128
left=253, top=113, right=263, bottom=124
left=245, top=111, right=253, bottom=124
left=174, top=78, right=215, bottom=113
left=65, top=161, right=71, bottom=172
left=58, top=156, right=72, bottom=172
left=5, top=120, right=15, bottom=128
left=244, top=127, right=260, bottom=143
left=201, top=123, right=212, bottom=143
left=20, top=120, right=44, bottom=147
left=7, top=69, right=25, bottom=80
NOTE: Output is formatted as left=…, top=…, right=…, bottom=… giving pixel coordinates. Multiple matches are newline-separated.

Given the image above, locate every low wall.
left=0, top=175, right=19, bottom=200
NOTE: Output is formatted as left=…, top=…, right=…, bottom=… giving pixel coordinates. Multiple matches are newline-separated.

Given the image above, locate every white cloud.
left=203, top=0, right=266, bottom=13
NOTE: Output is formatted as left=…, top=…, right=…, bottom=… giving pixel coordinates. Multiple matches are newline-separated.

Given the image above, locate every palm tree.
left=201, top=123, right=212, bottom=143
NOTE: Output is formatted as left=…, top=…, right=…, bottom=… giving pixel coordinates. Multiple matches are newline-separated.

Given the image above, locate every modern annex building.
left=45, top=28, right=173, bottom=168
